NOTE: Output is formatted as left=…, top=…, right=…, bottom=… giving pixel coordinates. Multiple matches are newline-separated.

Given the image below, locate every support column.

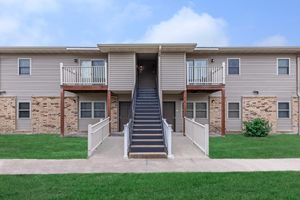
left=221, top=88, right=226, bottom=136
left=107, top=90, right=111, bottom=134
left=183, top=90, right=187, bottom=136
left=60, top=87, right=65, bottom=137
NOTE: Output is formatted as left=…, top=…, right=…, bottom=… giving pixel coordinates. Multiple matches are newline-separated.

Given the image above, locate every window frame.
left=182, top=101, right=208, bottom=119
left=227, top=101, right=241, bottom=119
left=277, top=101, right=291, bottom=119
left=195, top=101, right=208, bottom=119
left=79, top=101, right=106, bottom=119
left=277, top=58, right=290, bottom=75
left=227, top=58, right=241, bottom=75
left=18, top=58, right=32, bottom=76
left=17, top=101, right=31, bottom=119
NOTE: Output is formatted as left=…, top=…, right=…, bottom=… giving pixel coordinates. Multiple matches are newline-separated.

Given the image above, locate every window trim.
left=227, top=58, right=241, bottom=75
left=17, top=101, right=31, bottom=119
left=78, top=58, right=106, bottom=67
left=277, top=58, right=290, bottom=75
left=227, top=101, right=241, bottom=119
left=277, top=101, right=291, bottom=119
left=18, top=58, right=32, bottom=75
left=79, top=101, right=106, bottom=119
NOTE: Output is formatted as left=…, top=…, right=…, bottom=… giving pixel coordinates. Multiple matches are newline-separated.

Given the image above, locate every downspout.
left=158, top=45, right=162, bottom=109
left=297, top=55, right=300, bottom=135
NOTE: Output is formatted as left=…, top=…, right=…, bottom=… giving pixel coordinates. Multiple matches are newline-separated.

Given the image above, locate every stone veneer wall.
left=292, top=97, right=299, bottom=133
left=110, top=94, right=118, bottom=132
left=32, top=97, right=78, bottom=134
left=209, top=97, right=222, bottom=134
left=242, top=96, right=277, bottom=133
left=0, top=97, right=16, bottom=133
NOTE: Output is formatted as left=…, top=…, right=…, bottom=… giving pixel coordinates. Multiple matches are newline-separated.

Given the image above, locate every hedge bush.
left=243, top=118, right=272, bottom=137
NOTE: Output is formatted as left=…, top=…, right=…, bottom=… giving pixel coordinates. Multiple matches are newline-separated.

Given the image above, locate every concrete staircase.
left=129, top=88, right=167, bottom=158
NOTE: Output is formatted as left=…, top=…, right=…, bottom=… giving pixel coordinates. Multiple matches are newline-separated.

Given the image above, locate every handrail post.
left=123, top=124, right=129, bottom=159
left=88, top=124, right=92, bottom=157
left=104, top=61, right=108, bottom=85
left=205, top=124, right=209, bottom=156
left=222, top=62, right=226, bottom=84
left=60, top=62, right=63, bottom=85
left=167, top=124, right=174, bottom=159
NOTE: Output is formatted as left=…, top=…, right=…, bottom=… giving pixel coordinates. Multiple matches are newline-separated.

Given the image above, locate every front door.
left=119, top=102, right=131, bottom=131
left=163, top=102, right=176, bottom=131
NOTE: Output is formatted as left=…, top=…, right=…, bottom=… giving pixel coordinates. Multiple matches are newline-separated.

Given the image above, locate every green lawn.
left=0, top=134, right=87, bottom=159
left=0, top=172, right=300, bottom=199
left=210, top=134, right=300, bottom=158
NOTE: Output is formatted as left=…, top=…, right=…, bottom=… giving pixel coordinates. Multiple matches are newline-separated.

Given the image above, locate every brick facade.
left=32, top=97, right=78, bottom=134
left=292, top=97, right=299, bottom=133
left=0, top=97, right=16, bottom=133
left=209, top=97, right=222, bottom=134
left=242, top=96, right=277, bottom=133
left=110, top=94, right=118, bottom=132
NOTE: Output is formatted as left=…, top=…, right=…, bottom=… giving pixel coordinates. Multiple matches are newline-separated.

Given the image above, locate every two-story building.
left=0, top=44, right=299, bottom=138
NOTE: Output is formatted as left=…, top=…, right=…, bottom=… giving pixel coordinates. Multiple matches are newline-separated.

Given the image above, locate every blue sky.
left=0, top=0, right=299, bottom=46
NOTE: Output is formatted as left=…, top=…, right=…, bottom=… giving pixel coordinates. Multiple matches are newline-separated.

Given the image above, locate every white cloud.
left=139, top=7, right=229, bottom=46
left=0, top=0, right=59, bottom=45
left=257, top=35, right=288, bottom=46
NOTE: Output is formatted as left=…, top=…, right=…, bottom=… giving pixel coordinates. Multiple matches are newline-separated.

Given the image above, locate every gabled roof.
left=0, top=46, right=100, bottom=54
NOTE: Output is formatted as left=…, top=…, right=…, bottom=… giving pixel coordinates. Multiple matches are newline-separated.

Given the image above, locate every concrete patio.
left=1, top=133, right=300, bottom=175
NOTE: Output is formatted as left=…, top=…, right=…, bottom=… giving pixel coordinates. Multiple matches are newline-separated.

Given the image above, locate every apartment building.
left=0, top=44, right=299, bottom=137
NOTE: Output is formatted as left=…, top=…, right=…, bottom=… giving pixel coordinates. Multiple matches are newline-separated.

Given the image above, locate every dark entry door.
left=119, top=102, right=131, bottom=131
left=163, top=102, right=176, bottom=131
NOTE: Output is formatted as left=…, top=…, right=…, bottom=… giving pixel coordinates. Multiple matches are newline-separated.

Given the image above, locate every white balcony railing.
left=60, top=63, right=107, bottom=85
left=187, top=62, right=225, bottom=85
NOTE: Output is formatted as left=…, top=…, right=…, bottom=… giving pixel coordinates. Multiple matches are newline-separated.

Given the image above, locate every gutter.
left=297, top=55, right=300, bottom=135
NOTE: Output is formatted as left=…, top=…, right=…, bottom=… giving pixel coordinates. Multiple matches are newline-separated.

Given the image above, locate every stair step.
left=131, top=144, right=164, bottom=148
left=133, top=128, right=162, bottom=131
left=132, top=135, right=163, bottom=140
left=128, top=152, right=167, bottom=159
left=135, top=112, right=160, bottom=115
left=131, top=140, right=164, bottom=146
left=132, top=139, right=163, bottom=142
left=130, top=146, right=166, bottom=153
left=134, top=120, right=161, bottom=123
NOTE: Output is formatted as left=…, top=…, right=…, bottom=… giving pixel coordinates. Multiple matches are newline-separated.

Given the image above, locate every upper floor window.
left=227, top=58, right=240, bottom=75
left=18, top=58, right=31, bottom=75
left=228, top=102, right=240, bottom=119
left=277, top=58, right=290, bottom=75
left=80, top=101, right=106, bottom=119
left=278, top=102, right=290, bottom=118
left=18, top=101, right=31, bottom=119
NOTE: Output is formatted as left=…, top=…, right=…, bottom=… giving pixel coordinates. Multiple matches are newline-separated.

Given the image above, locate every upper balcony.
left=186, top=62, right=225, bottom=91
left=60, top=63, right=107, bottom=85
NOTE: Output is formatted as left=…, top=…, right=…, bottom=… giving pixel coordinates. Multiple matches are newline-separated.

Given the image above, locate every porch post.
left=60, top=87, right=65, bottom=137
left=221, top=88, right=226, bottom=136
left=183, top=90, right=187, bottom=136
left=107, top=90, right=111, bottom=135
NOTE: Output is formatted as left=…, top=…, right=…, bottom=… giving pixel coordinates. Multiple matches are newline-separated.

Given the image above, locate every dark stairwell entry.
left=128, top=53, right=167, bottom=158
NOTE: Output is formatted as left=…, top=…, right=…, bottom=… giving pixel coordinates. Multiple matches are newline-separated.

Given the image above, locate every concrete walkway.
left=1, top=134, right=300, bottom=175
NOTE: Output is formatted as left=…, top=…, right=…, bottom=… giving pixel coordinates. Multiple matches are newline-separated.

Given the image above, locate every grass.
left=0, top=134, right=87, bottom=159
left=210, top=134, right=300, bottom=158
left=0, top=172, right=300, bottom=199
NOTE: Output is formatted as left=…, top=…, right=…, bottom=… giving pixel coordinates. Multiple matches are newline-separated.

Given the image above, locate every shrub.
left=243, top=118, right=272, bottom=137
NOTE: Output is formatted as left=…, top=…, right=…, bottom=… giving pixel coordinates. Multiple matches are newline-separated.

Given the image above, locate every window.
left=195, top=102, right=208, bottom=118
left=228, top=102, right=240, bottom=119
left=277, top=58, right=290, bottom=75
left=80, top=102, right=92, bottom=118
left=94, top=102, right=105, bottom=118
left=18, top=58, right=31, bottom=75
left=80, top=101, right=106, bottom=119
left=18, top=102, right=30, bottom=119
left=184, top=102, right=208, bottom=119
left=278, top=102, right=290, bottom=118
left=186, top=102, right=194, bottom=118
left=227, top=58, right=240, bottom=75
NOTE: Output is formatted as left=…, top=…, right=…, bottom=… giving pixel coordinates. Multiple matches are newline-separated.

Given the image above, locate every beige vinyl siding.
left=160, top=53, right=186, bottom=91
left=108, top=52, right=135, bottom=91
left=0, top=54, right=106, bottom=97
